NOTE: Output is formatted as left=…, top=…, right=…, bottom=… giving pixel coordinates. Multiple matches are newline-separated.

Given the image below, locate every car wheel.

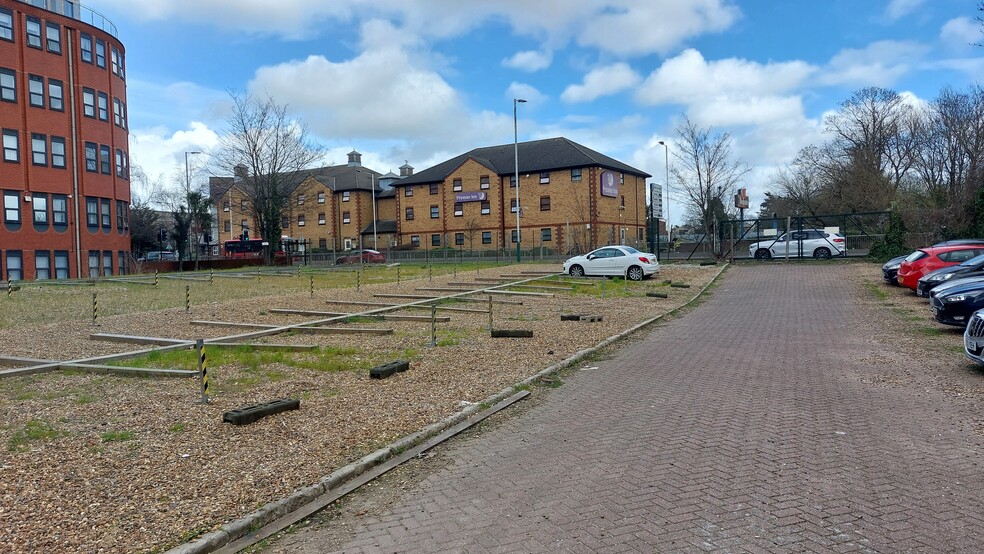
left=754, top=249, right=771, bottom=260
left=569, top=264, right=585, bottom=277
left=626, top=266, right=644, bottom=281
left=813, top=247, right=831, bottom=259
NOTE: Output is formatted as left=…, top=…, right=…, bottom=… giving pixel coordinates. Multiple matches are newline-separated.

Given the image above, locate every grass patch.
left=917, top=326, right=944, bottom=337
left=8, top=419, right=62, bottom=451
left=101, top=430, right=135, bottom=442
left=863, top=281, right=889, bottom=301
left=169, top=423, right=187, bottom=433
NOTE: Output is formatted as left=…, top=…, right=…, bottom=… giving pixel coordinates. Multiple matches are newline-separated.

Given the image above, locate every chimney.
left=399, top=162, right=413, bottom=177
left=233, top=165, right=248, bottom=179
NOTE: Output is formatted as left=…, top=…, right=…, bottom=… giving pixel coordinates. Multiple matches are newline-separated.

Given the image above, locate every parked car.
left=139, top=251, right=177, bottom=262
left=748, top=229, right=846, bottom=260
left=929, top=279, right=984, bottom=326
left=335, top=249, right=385, bottom=264
left=964, top=309, right=984, bottom=365
left=897, top=245, right=984, bottom=290
left=882, top=254, right=909, bottom=285
left=563, top=245, right=659, bottom=281
left=916, top=254, right=984, bottom=297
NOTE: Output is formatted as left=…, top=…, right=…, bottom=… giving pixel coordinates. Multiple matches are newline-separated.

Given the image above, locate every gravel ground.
left=0, top=263, right=721, bottom=553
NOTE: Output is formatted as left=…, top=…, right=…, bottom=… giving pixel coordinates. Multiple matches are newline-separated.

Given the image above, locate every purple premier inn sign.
left=600, top=170, right=618, bottom=197
left=455, top=192, right=487, bottom=203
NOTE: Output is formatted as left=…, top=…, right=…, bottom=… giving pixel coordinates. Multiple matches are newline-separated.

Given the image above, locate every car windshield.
left=959, top=254, right=984, bottom=267
left=905, top=250, right=928, bottom=262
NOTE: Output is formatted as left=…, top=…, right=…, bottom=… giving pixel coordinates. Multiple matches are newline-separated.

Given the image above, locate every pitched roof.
left=397, top=136, right=650, bottom=186
left=209, top=165, right=383, bottom=199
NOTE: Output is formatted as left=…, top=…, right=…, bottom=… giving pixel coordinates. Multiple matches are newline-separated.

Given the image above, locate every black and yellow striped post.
left=453, top=266, right=457, bottom=278
left=488, top=295, right=493, bottom=332
left=92, top=292, right=98, bottom=325
left=196, top=339, right=209, bottom=404
left=154, top=270, right=159, bottom=287
left=185, top=285, right=190, bottom=314
left=309, top=275, right=314, bottom=298
left=430, top=304, right=437, bottom=347
left=356, top=271, right=360, bottom=291
left=397, top=266, right=400, bottom=284
left=209, top=270, right=214, bottom=285
left=6, top=281, right=12, bottom=299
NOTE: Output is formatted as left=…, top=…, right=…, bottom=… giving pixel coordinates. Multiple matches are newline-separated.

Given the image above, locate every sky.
left=82, top=0, right=984, bottom=224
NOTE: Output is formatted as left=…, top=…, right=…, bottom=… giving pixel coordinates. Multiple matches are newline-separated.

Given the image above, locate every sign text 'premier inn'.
left=600, top=170, right=618, bottom=198
left=454, top=192, right=487, bottom=203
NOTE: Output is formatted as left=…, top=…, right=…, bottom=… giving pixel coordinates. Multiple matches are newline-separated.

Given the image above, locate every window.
left=541, top=228, right=552, bottom=242
left=80, top=33, right=92, bottom=63
left=101, top=199, right=111, bottom=228
left=54, top=251, right=69, bottom=279
left=98, top=92, right=108, bottom=121
left=431, top=234, right=441, bottom=247
left=540, top=172, right=550, bottom=184
left=620, top=195, right=625, bottom=209
left=223, top=220, right=231, bottom=232
left=31, top=134, right=46, bottom=165
left=511, top=229, right=520, bottom=243
left=452, top=178, right=462, bottom=192
left=429, top=183, right=439, bottom=195
left=0, top=8, right=12, bottom=42
left=482, top=231, right=492, bottom=244
left=3, top=129, right=18, bottom=162
left=454, top=203, right=463, bottom=217
left=342, top=211, right=350, bottom=224
left=84, top=142, right=97, bottom=172
left=4, top=190, right=19, bottom=222
left=318, top=238, right=327, bottom=249
left=122, top=202, right=129, bottom=230
left=100, top=145, right=111, bottom=174
left=52, top=195, right=67, bottom=225
left=87, top=251, right=99, bottom=278
left=118, top=52, right=125, bottom=79
left=480, top=175, right=490, bottom=189
left=410, top=235, right=420, bottom=247
left=103, top=251, right=112, bottom=276
left=85, top=197, right=98, bottom=226
left=341, top=191, right=349, bottom=202
left=405, top=207, right=414, bottom=220
left=481, top=201, right=490, bottom=215
left=455, top=232, right=464, bottom=245
left=0, top=68, right=14, bottom=102
left=297, top=214, right=305, bottom=227
left=281, top=216, right=289, bottom=228
left=46, top=22, right=60, bottom=53
left=48, top=80, right=63, bottom=111
left=82, top=88, right=95, bottom=117
left=430, top=205, right=439, bottom=219
left=404, top=186, right=413, bottom=197
left=6, top=251, right=22, bottom=281
left=119, top=100, right=126, bottom=128
left=297, top=193, right=305, bottom=205
left=116, top=200, right=123, bottom=230
left=510, top=198, right=518, bottom=213
left=317, top=192, right=325, bottom=203
left=510, top=175, right=517, bottom=188
left=95, top=39, right=106, bottom=68
left=51, top=137, right=65, bottom=168
left=26, top=17, right=41, bottom=48
left=111, top=46, right=119, bottom=75
left=119, top=251, right=127, bottom=276
left=115, top=149, right=123, bottom=176
left=571, top=168, right=582, bottom=181
left=29, top=75, right=45, bottom=107
left=35, top=251, right=50, bottom=279
left=222, top=199, right=230, bottom=212
left=318, top=213, right=325, bottom=225
left=241, top=200, right=248, bottom=211
left=540, top=196, right=550, bottom=211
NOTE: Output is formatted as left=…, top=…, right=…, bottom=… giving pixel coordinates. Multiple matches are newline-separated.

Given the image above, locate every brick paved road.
left=266, top=265, right=984, bottom=553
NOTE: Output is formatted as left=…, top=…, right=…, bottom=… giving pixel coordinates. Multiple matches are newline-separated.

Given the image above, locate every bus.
left=223, top=239, right=269, bottom=258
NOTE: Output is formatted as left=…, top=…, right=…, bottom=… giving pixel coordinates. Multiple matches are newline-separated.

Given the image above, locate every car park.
left=563, top=245, right=659, bottom=281
left=896, top=245, right=984, bottom=290
left=882, top=254, right=908, bottom=285
left=930, top=280, right=984, bottom=326
left=335, top=249, right=385, bottom=264
left=749, top=229, right=846, bottom=260
left=916, top=253, right=984, bottom=297
left=929, top=275, right=984, bottom=301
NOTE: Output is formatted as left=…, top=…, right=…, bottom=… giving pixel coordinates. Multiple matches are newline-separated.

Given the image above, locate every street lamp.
left=658, top=140, right=669, bottom=248
left=513, top=98, right=526, bottom=262
left=184, top=150, right=202, bottom=261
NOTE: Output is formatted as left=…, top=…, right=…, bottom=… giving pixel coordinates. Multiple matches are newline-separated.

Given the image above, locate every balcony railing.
left=17, top=0, right=118, bottom=38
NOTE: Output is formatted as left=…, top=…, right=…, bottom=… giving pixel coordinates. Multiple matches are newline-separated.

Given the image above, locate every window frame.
left=48, top=79, right=63, bottom=111
left=342, top=211, right=351, bottom=224
left=99, top=145, right=111, bottom=174
left=85, top=197, right=98, bottom=227
left=35, top=250, right=51, bottom=279
left=480, top=175, right=490, bottom=189
left=101, top=198, right=111, bottom=229
left=31, top=133, right=46, bottom=166
left=430, top=205, right=439, bottom=219
left=482, top=231, right=492, bottom=244
left=481, top=201, right=490, bottom=215
left=54, top=251, right=69, bottom=279
left=25, top=17, right=42, bottom=49
left=404, top=186, right=413, bottom=197
left=431, top=234, right=441, bottom=247
left=571, top=168, right=582, bottom=181
left=28, top=75, right=44, bottom=108
left=317, top=191, right=325, bottom=204
left=541, top=228, right=552, bottom=242
left=297, top=214, right=305, bottom=227
left=4, top=190, right=20, bottom=223
left=45, top=22, right=61, bottom=54
left=453, top=202, right=463, bottom=217
left=410, top=235, right=420, bottom=247
left=84, top=142, right=97, bottom=172
left=95, top=39, right=106, bottom=68
left=539, top=195, right=550, bottom=211
left=51, top=137, right=65, bottom=168
left=0, top=8, right=12, bottom=43
left=6, top=250, right=22, bottom=281
left=540, top=171, right=550, bottom=184
left=341, top=191, right=349, bottom=202
left=80, top=32, right=93, bottom=63
left=455, top=232, right=464, bottom=245
left=0, top=68, right=15, bottom=102
left=2, top=129, right=19, bottom=163
left=429, top=183, right=439, bottom=195
left=97, top=92, right=108, bottom=121
left=82, top=88, right=95, bottom=118
left=452, top=178, right=462, bottom=192
left=318, top=212, right=326, bottom=225
left=405, top=207, right=414, bottom=221
left=52, top=195, right=67, bottom=225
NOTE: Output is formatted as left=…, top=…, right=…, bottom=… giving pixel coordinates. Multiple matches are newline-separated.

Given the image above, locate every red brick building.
left=0, top=0, right=130, bottom=281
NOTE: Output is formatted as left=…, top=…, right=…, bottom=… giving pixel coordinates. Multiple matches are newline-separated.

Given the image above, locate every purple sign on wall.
left=600, top=170, right=618, bottom=198
left=455, top=192, right=487, bottom=203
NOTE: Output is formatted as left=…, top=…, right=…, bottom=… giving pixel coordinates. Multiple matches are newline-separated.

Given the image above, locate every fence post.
left=488, top=295, right=493, bottom=331
left=310, top=275, right=314, bottom=298
left=209, top=270, right=214, bottom=285
left=430, top=304, right=437, bottom=347
left=154, top=270, right=159, bottom=287
left=185, top=285, right=190, bottom=314
left=356, top=271, right=360, bottom=291
left=197, top=339, right=209, bottom=404
left=92, top=292, right=98, bottom=325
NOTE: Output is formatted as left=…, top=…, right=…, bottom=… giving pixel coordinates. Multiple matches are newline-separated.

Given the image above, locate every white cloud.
left=883, top=0, right=924, bottom=22
left=128, top=122, right=220, bottom=198
left=502, top=50, right=553, bottom=72
left=820, top=40, right=928, bottom=87
left=506, top=83, right=547, bottom=105
left=940, top=17, right=981, bottom=50
left=561, top=63, right=642, bottom=103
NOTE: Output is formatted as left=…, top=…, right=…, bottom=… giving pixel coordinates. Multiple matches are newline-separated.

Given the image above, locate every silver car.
left=563, top=245, right=659, bottom=281
left=749, top=229, right=846, bottom=260
left=964, top=309, right=984, bottom=365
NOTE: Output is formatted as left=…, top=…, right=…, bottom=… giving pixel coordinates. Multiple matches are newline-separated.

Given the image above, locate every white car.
left=563, top=246, right=659, bottom=281
left=749, top=229, right=846, bottom=259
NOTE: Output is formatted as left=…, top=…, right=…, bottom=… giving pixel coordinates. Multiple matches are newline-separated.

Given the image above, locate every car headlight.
left=928, top=273, right=954, bottom=282
left=885, top=263, right=900, bottom=270
left=944, top=294, right=967, bottom=303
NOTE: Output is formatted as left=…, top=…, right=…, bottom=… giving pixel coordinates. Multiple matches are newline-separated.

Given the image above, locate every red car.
left=335, top=249, right=385, bottom=264
left=897, top=245, right=984, bottom=290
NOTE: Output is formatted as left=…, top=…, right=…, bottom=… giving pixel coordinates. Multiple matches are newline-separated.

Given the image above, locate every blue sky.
left=84, top=0, right=983, bottom=222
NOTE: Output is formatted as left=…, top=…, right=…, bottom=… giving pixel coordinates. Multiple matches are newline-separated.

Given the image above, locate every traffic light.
left=158, top=228, right=168, bottom=243
left=204, top=233, right=212, bottom=244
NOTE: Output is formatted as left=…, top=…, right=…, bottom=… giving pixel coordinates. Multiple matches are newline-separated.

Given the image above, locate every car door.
left=770, top=233, right=789, bottom=257
left=584, top=248, right=616, bottom=275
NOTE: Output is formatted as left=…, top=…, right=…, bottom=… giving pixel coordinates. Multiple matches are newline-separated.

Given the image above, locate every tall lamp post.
left=513, top=98, right=526, bottom=262
left=184, top=150, right=202, bottom=261
left=657, top=140, right=669, bottom=248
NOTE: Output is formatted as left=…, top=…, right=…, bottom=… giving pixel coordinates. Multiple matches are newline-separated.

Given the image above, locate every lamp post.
left=184, top=150, right=202, bottom=261
left=657, top=140, right=669, bottom=249
left=513, top=98, right=526, bottom=262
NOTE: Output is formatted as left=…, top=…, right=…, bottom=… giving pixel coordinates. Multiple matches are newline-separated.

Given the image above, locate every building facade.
left=0, top=0, right=131, bottom=280
left=393, top=137, right=651, bottom=254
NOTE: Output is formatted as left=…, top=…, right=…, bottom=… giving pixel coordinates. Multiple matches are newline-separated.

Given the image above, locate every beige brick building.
left=393, top=137, right=652, bottom=254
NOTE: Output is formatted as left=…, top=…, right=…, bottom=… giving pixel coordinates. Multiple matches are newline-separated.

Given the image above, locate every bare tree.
left=671, top=116, right=749, bottom=253
left=463, top=218, right=481, bottom=254
left=211, top=92, right=324, bottom=261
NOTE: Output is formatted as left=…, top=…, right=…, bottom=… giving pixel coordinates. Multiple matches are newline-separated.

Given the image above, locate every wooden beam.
left=485, top=289, right=555, bottom=297
left=507, top=284, right=573, bottom=291
left=269, top=308, right=450, bottom=322
left=207, top=343, right=319, bottom=351
left=191, top=320, right=278, bottom=330
left=290, top=326, right=394, bottom=335
left=59, top=363, right=197, bottom=378
left=89, top=333, right=191, bottom=345
left=324, top=300, right=488, bottom=314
